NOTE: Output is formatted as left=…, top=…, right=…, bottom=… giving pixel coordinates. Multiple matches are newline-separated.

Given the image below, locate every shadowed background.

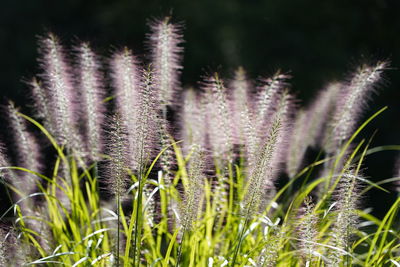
left=1, top=0, right=399, bottom=216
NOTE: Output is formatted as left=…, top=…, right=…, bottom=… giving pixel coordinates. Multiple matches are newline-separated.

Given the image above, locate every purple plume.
left=111, top=48, right=141, bottom=170
left=37, top=34, right=81, bottom=150
left=75, top=42, right=105, bottom=161
left=327, top=62, right=388, bottom=153
left=203, top=73, right=234, bottom=162
left=148, top=17, right=184, bottom=106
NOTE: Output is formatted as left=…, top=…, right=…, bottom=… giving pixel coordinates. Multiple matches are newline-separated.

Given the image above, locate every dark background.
left=1, top=0, right=399, bottom=216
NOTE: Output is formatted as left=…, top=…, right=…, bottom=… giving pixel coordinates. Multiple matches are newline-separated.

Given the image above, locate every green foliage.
left=1, top=107, right=399, bottom=267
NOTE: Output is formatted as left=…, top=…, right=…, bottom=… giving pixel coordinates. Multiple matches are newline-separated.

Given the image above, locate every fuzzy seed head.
left=229, top=67, right=254, bottom=146
left=307, top=82, right=342, bottom=148
left=111, top=48, right=141, bottom=169
left=181, top=144, right=205, bottom=231
left=29, top=77, right=54, bottom=133
left=180, top=88, right=207, bottom=155
left=255, top=71, right=290, bottom=131
left=38, top=34, right=79, bottom=147
left=327, top=168, right=362, bottom=266
left=149, top=17, right=184, bottom=106
left=133, top=66, right=159, bottom=171
left=76, top=42, right=105, bottom=161
left=297, top=197, right=319, bottom=264
left=328, top=62, right=387, bottom=152
left=286, top=110, right=310, bottom=178
left=203, top=73, right=233, bottom=162
left=104, top=114, right=130, bottom=197
left=243, top=90, right=292, bottom=216
left=6, top=101, right=41, bottom=194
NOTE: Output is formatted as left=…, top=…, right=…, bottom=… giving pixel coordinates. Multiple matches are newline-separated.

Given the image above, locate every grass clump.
left=0, top=17, right=399, bottom=267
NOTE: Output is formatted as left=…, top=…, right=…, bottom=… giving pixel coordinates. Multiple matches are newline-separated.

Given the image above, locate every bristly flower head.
left=327, top=168, right=363, bottom=266
left=286, top=109, right=310, bottom=178
left=148, top=17, right=184, bottom=106
left=180, top=88, right=207, bottom=156
left=37, top=33, right=80, bottom=148
left=254, top=71, right=291, bottom=132
left=306, top=82, right=342, bottom=148
left=243, top=90, right=293, bottom=216
left=203, top=73, right=233, bottom=162
left=229, top=67, right=254, bottom=146
left=104, top=113, right=130, bottom=197
left=111, top=47, right=141, bottom=169
left=75, top=42, right=105, bottom=161
left=133, top=65, right=159, bottom=171
left=28, top=77, right=54, bottom=134
left=297, top=197, right=319, bottom=265
left=327, top=61, right=388, bottom=153
left=5, top=101, right=41, bottom=193
left=180, top=144, right=205, bottom=231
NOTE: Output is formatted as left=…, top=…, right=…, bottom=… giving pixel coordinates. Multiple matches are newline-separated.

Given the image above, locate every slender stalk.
left=175, top=230, right=186, bottom=267
left=133, top=146, right=145, bottom=266
left=116, top=191, right=120, bottom=267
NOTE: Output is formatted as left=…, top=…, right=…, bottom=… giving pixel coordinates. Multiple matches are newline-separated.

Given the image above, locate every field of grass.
left=0, top=17, right=399, bottom=266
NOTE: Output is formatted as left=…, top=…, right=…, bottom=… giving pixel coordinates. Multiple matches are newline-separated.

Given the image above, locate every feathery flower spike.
left=105, top=113, right=130, bottom=197
left=306, top=82, right=341, bottom=148
left=203, top=73, right=233, bottom=162
left=327, top=168, right=362, bottom=266
left=180, top=88, right=207, bottom=156
left=243, top=90, right=292, bottom=216
left=149, top=17, right=184, bottom=106
left=38, top=34, right=80, bottom=148
left=76, top=42, right=105, bottom=161
left=111, top=47, right=141, bottom=170
left=327, top=62, right=387, bottom=153
left=254, top=71, right=290, bottom=134
left=6, top=101, right=41, bottom=195
left=181, top=144, right=205, bottom=231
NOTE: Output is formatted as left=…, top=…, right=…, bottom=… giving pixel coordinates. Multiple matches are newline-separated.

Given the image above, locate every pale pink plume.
left=202, top=73, right=234, bottom=162
left=180, top=88, right=207, bottom=156
left=75, top=42, right=105, bottom=161
left=110, top=48, right=141, bottom=170
left=148, top=17, right=184, bottom=106
left=306, top=82, right=342, bottom=148
left=37, top=34, right=81, bottom=151
left=5, top=101, right=41, bottom=195
left=243, top=90, right=293, bottom=215
left=228, top=67, right=255, bottom=146
left=326, top=61, right=388, bottom=153
left=254, top=71, right=291, bottom=134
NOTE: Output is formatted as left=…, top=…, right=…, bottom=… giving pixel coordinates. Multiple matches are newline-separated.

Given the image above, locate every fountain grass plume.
left=0, top=227, right=6, bottom=266
left=286, top=109, right=310, bottom=178
left=203, top=73, right=233, bottom=162
left=104, top=113, right=130, bottom=198
left=134, top=66, right=159, bottom=171
left=327, top=168, right=363, bottom=266
left=5, top=101, right=41, bottom=195
left=229, top=67, right=256, bottom=148
left=242, top=89, right=292, bottom=217
left=28, top=78, right=54, bottom=135
left=326, top=61, right=388, bottom=153
left=297, top=196, right=319, bottom=266
left=37, top=34, right=81, bottom=150
left=0, top=18, right=399, bottom=267
left=254, top=71, right=290, bottom=134
left=148, top=17, right=184, bottom=107
left=180, top=144, right=205, bottom=232
left=75, top=42, right=105, bottom=162
left=111, top=47, right=141, bottom=170
left=180, top=88, right=207, bottom=156
left=306, top=82, right=342, bottom=148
